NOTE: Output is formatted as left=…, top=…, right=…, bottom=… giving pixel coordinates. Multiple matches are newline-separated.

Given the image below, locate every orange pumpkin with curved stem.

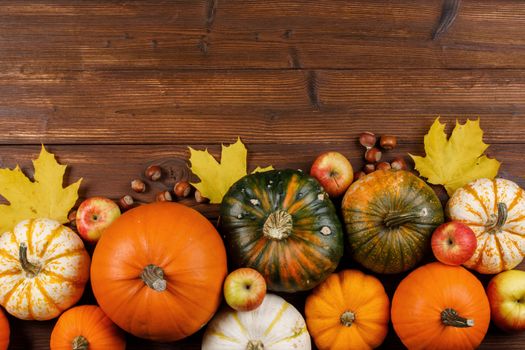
left=50, top=305, right=125, bottom=350
left=391, top=262, right=490, bottom=350
left=90, top=202, right=227, bottom=342
left=305, top=270, right=390, bottom=350
left=0, top=308, right=9, bottom=350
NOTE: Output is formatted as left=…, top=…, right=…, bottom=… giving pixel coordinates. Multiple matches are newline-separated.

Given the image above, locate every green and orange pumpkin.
left=342, top=170, right=444, bottom=274
left=220, top=169, right=343, bottom=292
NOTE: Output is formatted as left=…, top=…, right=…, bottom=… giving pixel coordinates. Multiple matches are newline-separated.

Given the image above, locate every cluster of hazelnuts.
left=119, top=165, right=208, bottom=210
left=354, top=132, right=408, bottom=181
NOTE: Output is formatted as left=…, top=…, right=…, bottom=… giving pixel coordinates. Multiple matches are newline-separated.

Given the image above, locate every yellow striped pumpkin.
left=202, top=294, right=311, bottom=350
left=0, top=218, right=90, bottom=320
left=447, top=178, right=525, bottom=274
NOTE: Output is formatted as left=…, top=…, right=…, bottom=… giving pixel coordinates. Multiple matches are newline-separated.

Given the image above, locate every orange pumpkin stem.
left=441, top=308, right=474, bottom=328
left=487, top=203, right=508, bottom=233
left=19, top=242, right=41, bottom=277
left=72, top=335, right=89, bottom=350
left=340, top=310, right=356, bottom=327
left=263, top=210, right=293, bottom=240
left=383, top=212, right=421, bottom=228
left=140, top=264, right=167, bottom=292
left=246, top=340, right=264, bottom=350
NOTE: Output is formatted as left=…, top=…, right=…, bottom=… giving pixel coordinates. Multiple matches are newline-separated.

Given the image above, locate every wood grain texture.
left=0, top=0, right=525, bottom=71
left=0, top=70, right=524, bottom=144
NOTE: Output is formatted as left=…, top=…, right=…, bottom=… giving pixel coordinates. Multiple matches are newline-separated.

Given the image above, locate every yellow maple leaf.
left=410, top=118, right=500, bottom=196
left=189, top=138, right=273, bottom=204
left=0, top=146, right=82, bottom=234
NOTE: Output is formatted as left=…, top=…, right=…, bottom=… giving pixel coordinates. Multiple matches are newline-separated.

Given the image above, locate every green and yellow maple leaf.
left=410, top=118, right=500, bottom=196
left=0, top=146, right=82, bottom=234
left=189, top=138, right=273, bottom=204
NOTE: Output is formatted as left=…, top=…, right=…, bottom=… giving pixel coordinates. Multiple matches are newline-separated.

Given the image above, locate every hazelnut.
left=353, top=171, right=366, bottom=182
left=363, top=163, right=376, bottom=174
left=359, top=132, right=376, bottom=149
left=156, top=190, right=172, bottom=202
left=174, top=181, right=191, bottom=198
left=376, top=162, right=392, bottom=171
left=364, top=147, right=382, bottom=163
left=145, top=165, right=162, bottom=181
left=68, top=210, right=77, bottom=227
left=391, top=157, right=408, bottom=170
left=131, top=179, right=146, bottom=193
left=380, top=135, right=397, bottom=150
left=194, top=190, right=209, bottom=203
left=118, top=195, right=134, bottom=210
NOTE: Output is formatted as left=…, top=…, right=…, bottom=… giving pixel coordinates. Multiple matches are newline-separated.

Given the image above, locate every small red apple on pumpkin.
left=431, top=221, right=477, bottom=266
left=76, top=196, right=121, bottom=243
left=223, top=268, right=266, bottom=312
left=487, top=269, right=525, bottom=332
left=310, top=151, right=354, bottom=197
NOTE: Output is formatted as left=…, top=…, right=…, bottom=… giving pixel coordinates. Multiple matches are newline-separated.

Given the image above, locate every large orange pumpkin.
left=50, top=305, right=125, bottom=350
left=305, top=270, right=390, bottom=350
left=0, top=308, right=9, bottom=350
left=90, top=202, right=227, bottom=342
left=391, top=262, right=490, bottom=350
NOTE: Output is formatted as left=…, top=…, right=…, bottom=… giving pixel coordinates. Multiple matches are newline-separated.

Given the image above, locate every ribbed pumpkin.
left=220, top=169, right=343, bottom=292
left=90, top=202, right=227, bottom=342
left=305, top=270, right=390, bottom=350
left=391, top=262, right=490, bottom=350
left=342, top=170, right=444, bottom=274
left=0, top=308, right=8, bottom=350
left=447, top=178, right=525, bottom=274
left=0, top=218, right=90, bottom=320
left=50, top=305, right=125, bottom=350
left=202, top=294, right=311, bottom=350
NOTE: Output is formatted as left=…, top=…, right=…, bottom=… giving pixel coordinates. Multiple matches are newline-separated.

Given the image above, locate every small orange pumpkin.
left=50, top=305, right=125, bottom=350
left=305, top=270, right=390, bottom=350
left=391, top=262, right=490, bottom=350
left=91, top=202, right=227, bottom=342
left=0, top=308, right=9, bottom=350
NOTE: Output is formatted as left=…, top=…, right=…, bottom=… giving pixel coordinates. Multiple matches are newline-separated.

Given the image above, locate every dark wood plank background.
left=1, top=1, right=524, bottom=349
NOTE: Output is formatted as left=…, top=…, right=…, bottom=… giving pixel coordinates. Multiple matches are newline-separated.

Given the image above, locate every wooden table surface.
left=1, top=1, right=525, bottom=349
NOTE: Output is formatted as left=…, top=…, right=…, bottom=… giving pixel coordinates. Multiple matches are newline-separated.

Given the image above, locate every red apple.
left=487, top=270, right=525, bottom=332
left=223, top=268, right=267, bottom=312
left=310, top=151, right=353, bottom=197
left=431, top=221, right=477, bottom=266
left=76, top=196, right=121, bottom=243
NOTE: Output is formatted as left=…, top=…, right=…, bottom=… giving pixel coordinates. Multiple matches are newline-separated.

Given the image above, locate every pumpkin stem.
left=72, top=335, right=89, bottom=350
left=383, top=212, right=420, bottom=228
left=340, top=310, right=355, bottom=327
left=246, top=340, right=264, bottom=350
left=140, top=264, right=167, bottom=292
left=441, top=308, right=474, bottom=328
left=263, top=210, right=293, bottom=240
left=19, top=242, right=41, bottom=277
left=488, top=202, right=508, bottom=232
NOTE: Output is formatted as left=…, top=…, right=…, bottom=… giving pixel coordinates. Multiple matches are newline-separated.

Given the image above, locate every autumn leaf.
left=410, top=118, right=500, bottom=196
left=189, top=138, right=273, bottom=204
left=0, top=146, right=82, bottom=234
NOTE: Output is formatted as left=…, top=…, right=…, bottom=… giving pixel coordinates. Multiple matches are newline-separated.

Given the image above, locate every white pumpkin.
left=0, top=218, right=90, bottom=320
left=202, top=294, right=311, bottom=350
left=447, top=178, right=525, bottom=274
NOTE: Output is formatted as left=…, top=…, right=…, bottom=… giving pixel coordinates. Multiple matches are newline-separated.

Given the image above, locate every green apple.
left=224, top=268, right=266, bottom=312
left=487, top=269, right=525, bottom=332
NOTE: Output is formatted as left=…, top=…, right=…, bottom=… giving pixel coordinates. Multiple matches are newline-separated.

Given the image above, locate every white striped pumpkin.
left=447, top=178, right=525, bottom=274
left=0, top=218, right=90, bottom=320
left=202, top=294, right=311, bottom=350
